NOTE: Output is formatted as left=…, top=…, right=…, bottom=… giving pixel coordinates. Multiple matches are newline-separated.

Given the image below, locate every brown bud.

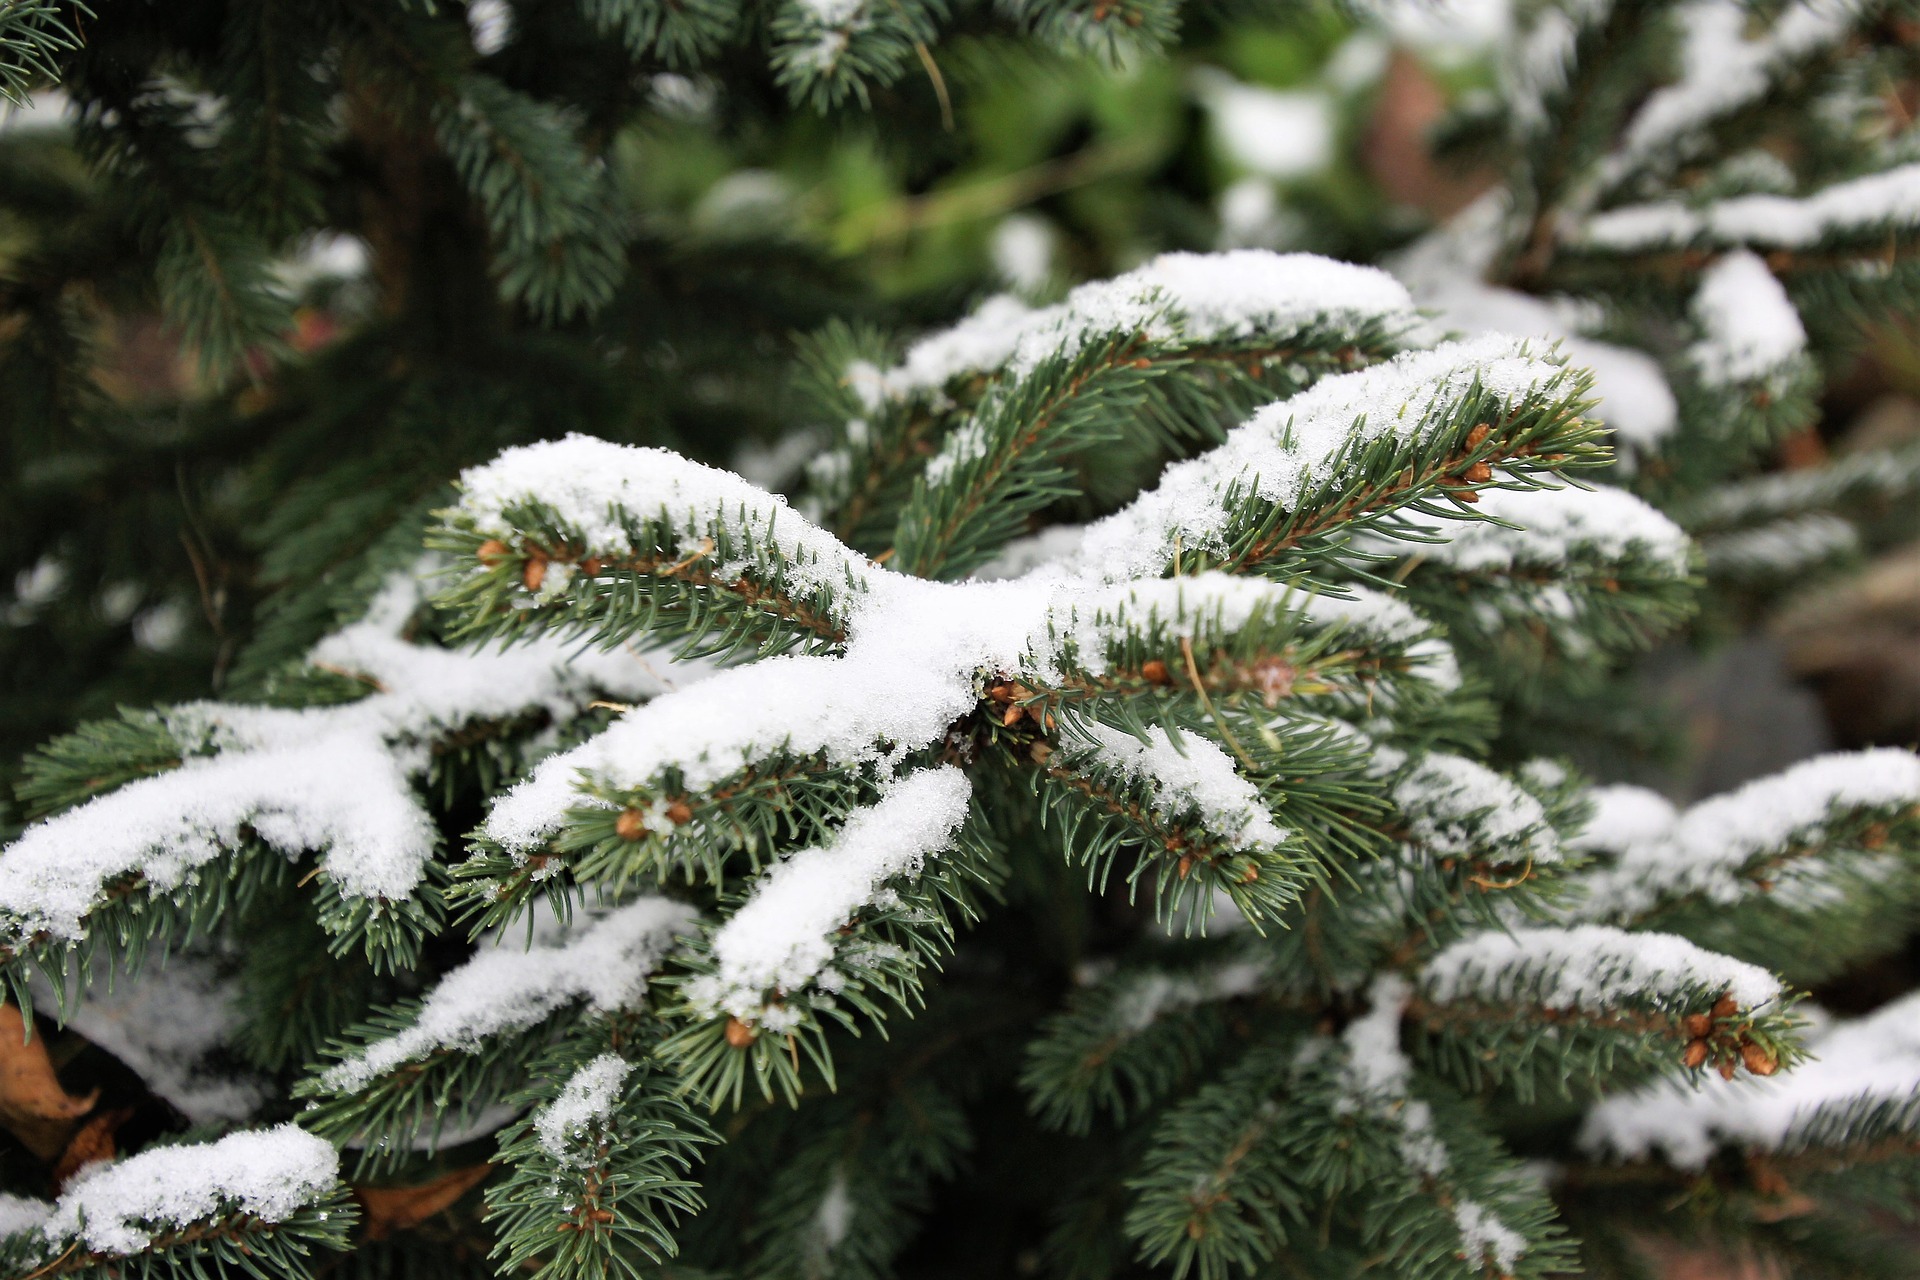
left=1240, top=863, right=1260, bottom=884
left=1141, top=659, right=1172, bottom=686
left=1742, top=1043, right=1778, bottom=1077
left=580, top=557, right=604, bottom=577
left=615, top=809, right=647, bottom=842
left=1683, top=1013, right=1713, bottom=1039
left=1712, top=993, right=1739, bottom=1021
left=1029, top=741, right=1054, bottom=765
left=1465, top=424, right=1491, bottom=449
left=1683, top=1039, right=1710, bottom=1069
left=477, top=539, right=511, bottom=566
left=1176, top=855, right=1194, bottom=880
left=523, top=555, right=548, bottom=592
left=1463, top=461, right=1493, bottom=484
left=1718, top=1058, right=1738, bottom=1081
left=1186, top=1218, right=1205, bottom=1241
left=665, top=800, right=693, bottom=825
left=724, top=1016, right=757, bottom=1049
left=1001, top=704, right=1025, bottom=727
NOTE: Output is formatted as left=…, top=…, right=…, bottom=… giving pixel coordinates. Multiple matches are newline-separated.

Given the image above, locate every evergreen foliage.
left=1, top=3, right=1918, bottom=1280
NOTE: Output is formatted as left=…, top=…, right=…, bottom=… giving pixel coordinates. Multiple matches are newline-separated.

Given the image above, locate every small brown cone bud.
left=1001, top=704, right=1025, bottom=727
left=724, top=1016, right=757, bottom=1048
left=523, top=555, right=548, bottom=592
left=1712, top=993, right=1739, bottom=1021
left=477, top=539, right=510, bottom=566
left=1240, top=863, right=1260, bottom=884
left=1463, top=461, right=1493, bottom=484
left=1718, top=1057, right=1738, bottom=1081
left=614, top=809, right=647, bottom=841
left=666, top=800, right=693, bottom=825
left=1141, top=659, right=1172, bottom=686
left=1029, top=741, right=1053, bottom=765
left=1176, top=855, right=1194, bottom=880
left=1465, top=424, right=1491, bottom=449
left=1683, top=1039, right=1710, bottom=1069
left=1742, top=1043, right=1778, bottom=1077
left=580, top=557, right=603, bottom=577
left=1683, top=1013, right=1712, bottom=1039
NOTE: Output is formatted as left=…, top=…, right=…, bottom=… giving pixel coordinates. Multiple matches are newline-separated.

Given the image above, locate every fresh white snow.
left=37, top=1125, right=337, bottom=1256
left=1582, top=990, right=1920, bottom=1168
left=683, top=767, right=971, bottom=1024
left=535, top=1054, right=634, bottom=1162
left=319, top=897, right=695, bottom=1093
left=1422, top=925, right=1783, bottom=1011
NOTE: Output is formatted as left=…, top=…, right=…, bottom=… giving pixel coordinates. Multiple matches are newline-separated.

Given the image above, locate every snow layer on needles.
left=456, top=435, right=874, bottom=602
left=1393, top=752, right=1562, bottom=864
left=536, top=1055, right=633, bottom=1161
left=1047, top=573, right=1459, bottom=690
left=1573, top=749, right=1920, bottom=918
left=1688, top=250, right=1807, bottom=386
left=320, top=897, right=695, bottom=1093
left=39, top=1125, right=337, bottom=1256
left=1071, top=335, right=1569, bottom=584
left=0, top=1194, right=48, bottom=1237
left=1412, top=278, right=1677, bottom=449
left=1600, top=0, right=1864, bottom=192
left=1337, top=971, right=1533, bottom=1276
left=1579, top=162, right=1920, bottom=250
left=1422, top=925, right=1782, bottom=1011
left=1379, top=484, right=1691, bottom=574
left=0, top=571, right=682, bottom=943
left=1582, top=989, right=1920, bottom=1168
left=483, top=574, right=1054, bottom=852
left=874, top=250, right=1416, bottom=399
left=1067, top=720, right=1287, bottom=854
left=685, top=767, right=970, bottom=1022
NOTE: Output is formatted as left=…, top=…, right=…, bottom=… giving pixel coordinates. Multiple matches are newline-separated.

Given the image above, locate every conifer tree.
left=1, top=3, right=1918, bottom=1280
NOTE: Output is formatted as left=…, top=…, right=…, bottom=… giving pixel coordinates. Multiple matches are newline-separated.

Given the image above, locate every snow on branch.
left=18, top=1125, right=338, bottom=1258
left=682, top=765, right=971, bottom=1025
left=0, top=571, right=679, bottom=950
left=863, top=250, right=1418, bottom=405
left=535, top=1054, right=633, bottom=1162
left=1700, top=512, right=1859, bottom=581
left=1582, top=990, right=1920, bottom=1169
left=1058, top=720, right=1288, bottom=857
left=450, top=433, right=877, bottom=643
left=1688, top=250, right=1808, bottom=388
left=1040, top=572, right=1461, bottom=694
left=318, top=897, right=696, bottom=1094
left=1594, top=0, right=1869, bottom=197
left=1676, top=441, right=1920, bottom=531
left=1388, top=750, right=1565, bottom=867
left=1568, top=749, right=1920, bottom=921
left=1070, top=335, right=1580, bottom=584
left=1576, top=162, right=1920, bottom=251
left=1421, top=924, right=1783, bottom=1014
left=1336, top=974, right=1535, bottom=1274
left=1393, top=202, right=1681, bottom=453
left=1367, top=484, right=1691, bottom=577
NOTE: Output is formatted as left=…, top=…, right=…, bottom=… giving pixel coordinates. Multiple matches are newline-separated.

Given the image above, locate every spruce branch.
left=485, top=1043, right=715, bottom=1280
left=0, top=2, right=88, bottom=107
